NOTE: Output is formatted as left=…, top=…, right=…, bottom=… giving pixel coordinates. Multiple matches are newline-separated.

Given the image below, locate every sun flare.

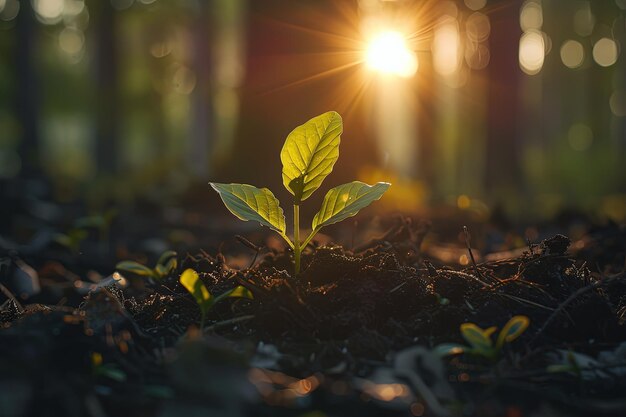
left=365, top=31, right=418, bottom=78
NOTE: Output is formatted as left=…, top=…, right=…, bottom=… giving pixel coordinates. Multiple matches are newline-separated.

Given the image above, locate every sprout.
left=210, top=111, right=390, bottom=275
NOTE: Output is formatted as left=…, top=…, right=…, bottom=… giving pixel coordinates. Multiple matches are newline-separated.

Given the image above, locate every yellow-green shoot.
left=210, top=111, right=390, bottom=275
left=116, top=251, right=178, bottom=280
left=437, top=315, right=530, bottom=360
left=179, top=268, right=253, bottom=329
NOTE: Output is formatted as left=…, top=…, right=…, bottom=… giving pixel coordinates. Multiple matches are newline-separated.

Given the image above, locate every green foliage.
left=436, top=315, right=530, bottom=360
left=280, top=111, right=342, bottom=203
left=210, top=111, right=390, bottom=275
left=179, top=268, right=253, bottom=328
left=312, top=181, right=390, bottom=231
left=209, top=183, right=288, bottom=240
left=116, top=250, right=178, bottom=280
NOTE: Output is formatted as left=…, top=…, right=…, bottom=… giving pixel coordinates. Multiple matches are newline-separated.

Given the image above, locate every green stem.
left=293, top=204, right=300, bottom=275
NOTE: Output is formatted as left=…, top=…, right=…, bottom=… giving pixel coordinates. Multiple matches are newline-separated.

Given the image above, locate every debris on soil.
left=1, top=218, right=625, bottom=417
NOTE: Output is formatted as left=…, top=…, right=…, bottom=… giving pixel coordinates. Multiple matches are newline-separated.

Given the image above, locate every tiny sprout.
left=116, top=250, right=178, bottom=280
left=179, top=268, right=253, bottom=329
left=210, top=111, right=390, bottom=275
left=436, top=315, right=530, bottom=360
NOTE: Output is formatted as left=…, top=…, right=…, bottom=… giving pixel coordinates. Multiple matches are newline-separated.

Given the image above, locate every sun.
left=365, top=31, right=418, bottom=78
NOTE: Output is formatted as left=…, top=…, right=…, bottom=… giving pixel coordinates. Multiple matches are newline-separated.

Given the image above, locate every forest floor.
left=1, top=202, right=625, bottom=417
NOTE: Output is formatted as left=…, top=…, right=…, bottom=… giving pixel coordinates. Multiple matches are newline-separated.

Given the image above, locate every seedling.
left=54, top=228, right=88, bottom=254
left=116, top=251, right=178, bottom=280
left=210, top=111, right=390, bottom=274
left=436, top=315, right=530, bottom=360
left=55, top=209, right=117, bottom=254
left=179, top=268, right=253, bottom=329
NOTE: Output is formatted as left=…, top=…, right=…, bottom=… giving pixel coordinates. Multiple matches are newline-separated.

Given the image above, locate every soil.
left=1, top=211, right=625, bottom=417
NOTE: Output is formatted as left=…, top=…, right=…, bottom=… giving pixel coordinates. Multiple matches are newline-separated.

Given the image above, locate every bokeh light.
left=465, top=42, right=490, bottom=70
left=466, top=12, right=490, bottom=43
left=573, top=4, right=595, bottom=37
left=592, top=38, right=618, bottom=67
left=464, top=0, right=486, bottom=11
left=33, top=0, right=65, bottom=24
left=610, top=91, right=626, bottom=117
left=560, top=40, right=584, bottom=69
left=0, top=0, right=19, bottom=21
left=519, top=30, right=545, bottom=75
left=568, top=123, right=593, bottom=151
left=59, top=27, right=85, bottom=55
left=432, top=18, right=461, bottom=77
left=520, top=1, right=543, bottom=31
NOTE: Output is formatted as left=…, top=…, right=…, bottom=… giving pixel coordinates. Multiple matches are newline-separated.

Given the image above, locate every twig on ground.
left=530, top=273, right=625, bottom=346
left=203, top=314, right=255, bottom=334
left=235, top=235, right=264, bottom=269
left=463, top=226, right=488, bottom=285
left=0, top=282, right=23, bottom=313
left=445, top=270, right=490, bottom=288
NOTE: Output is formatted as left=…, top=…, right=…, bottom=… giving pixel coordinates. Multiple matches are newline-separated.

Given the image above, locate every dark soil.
left=1, top=215, right=625, bottom=417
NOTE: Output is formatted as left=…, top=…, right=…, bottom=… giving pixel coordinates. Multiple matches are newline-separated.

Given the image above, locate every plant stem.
left=293, top=204, right=300, bottom=275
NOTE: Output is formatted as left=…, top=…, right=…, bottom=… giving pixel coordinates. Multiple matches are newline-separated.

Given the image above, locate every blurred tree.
left=91, top=0, right=120, bottom=176
left=188, top=0, right=213, bottom=178
left=486, top=0, right=523, bottom=197
left=15, top=0, right=40, bottom=178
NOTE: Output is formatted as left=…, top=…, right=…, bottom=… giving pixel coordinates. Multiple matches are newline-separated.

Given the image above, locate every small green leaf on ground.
left=460, top=323, right=493, bottom=351
left=180, top=268, right=213, bottom=311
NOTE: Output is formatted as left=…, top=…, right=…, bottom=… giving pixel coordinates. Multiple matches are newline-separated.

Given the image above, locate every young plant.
left=179, top=268, right=253, bottom=329
left=210, top=111, right=390, bottom=274
left=54, top=228, right=88, bottom=254
left=116, top=250, right=178, bottom=280
left=436, top=315, right=530, bottom=360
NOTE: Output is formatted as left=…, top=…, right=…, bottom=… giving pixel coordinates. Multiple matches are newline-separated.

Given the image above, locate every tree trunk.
left=92, top=0, right=119, bottom=176
left=15, top=0, right=40, bottom=178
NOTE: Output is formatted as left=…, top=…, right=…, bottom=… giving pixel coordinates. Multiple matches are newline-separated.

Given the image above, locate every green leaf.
left=460, top=323, right=493, bottom=351
left=180, top=269, right=213, bottom=312
left=280, top=111, right=342, bottom=202
left=154, top=263, right=168, bottom=279
left=162, top=257, right=177, bottom=274
left=157, top=250, right=177, bottom=266
left=116, top=261, right=155, bottom=277
left=210, top=183, right=286, bottom=234
left=496, top=315, right=530, bottom=349
left=312, top=181, right=390, bottom=231
left=214, top=285, right=254, bottom=304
